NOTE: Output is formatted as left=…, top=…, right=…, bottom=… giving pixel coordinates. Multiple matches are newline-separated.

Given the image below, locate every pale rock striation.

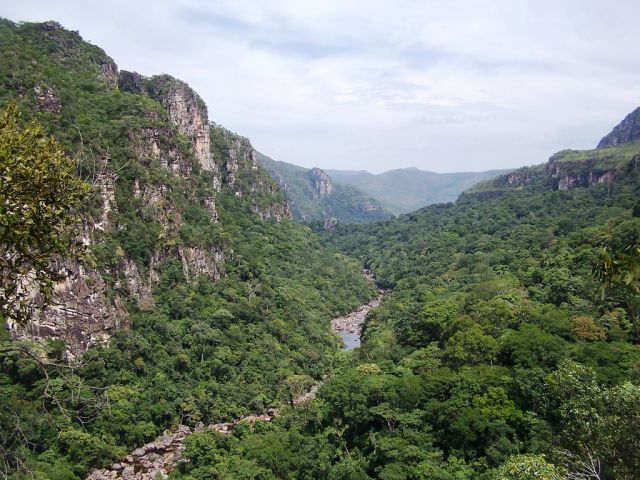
left=148, top=76, right=217, bottom=175
left=9, top=259, right=126, bottom=356
left=33, top=83, right=61, bottom=113
left=308, top=167, right=335, bottom=199
left=6, top=26, right=292, bottom=355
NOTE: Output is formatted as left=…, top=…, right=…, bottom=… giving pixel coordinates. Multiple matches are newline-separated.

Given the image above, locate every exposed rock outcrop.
left=324, top=217, right=338, bottom=229
left=148, top=76, right=217, bottom=175
left=360, top=201, right=383, bottom=213
left=33, top=83, right=61, bottom=113
left=4, top=21, right=292, bottom=356
left=546, top=152, right=616, bottom=191
left=598, top=106, right=640, bottom=148
left=98, top=58, right=119, bottom=90
left=308, top=167, right=334, bottom=199
left=9, top=259, right=126, bottom=357
left=95, top=169, right=118, bottom=230
left=480, top=151, right=623, bottom=194
left=118, top=70, right=144, bottom=95
left=177, top=246, right=223, bottom=282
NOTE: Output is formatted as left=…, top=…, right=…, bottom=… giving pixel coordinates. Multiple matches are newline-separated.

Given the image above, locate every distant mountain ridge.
left=326, top=167, right=511, bottom=214
left=257, top=152, right=392, bottom=224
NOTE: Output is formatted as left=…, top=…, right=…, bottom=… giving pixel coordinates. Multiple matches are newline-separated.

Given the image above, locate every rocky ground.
left=86, top=413, right=278, bottom=480
left=330, top=291, right=384, bottom=337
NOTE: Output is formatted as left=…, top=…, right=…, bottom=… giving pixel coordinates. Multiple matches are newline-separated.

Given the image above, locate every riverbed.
left=88, top=288, right=385, bottom=479
left=330, top=292, right=384, bottom=350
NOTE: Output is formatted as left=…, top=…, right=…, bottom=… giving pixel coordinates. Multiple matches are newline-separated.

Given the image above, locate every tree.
left=0, top=103, right=88, bottom=324
left=281, top=374, right=315, bottom=406
left=597, top=244, right=640, bottom=338
left=497, top=454, right=563, bottom=480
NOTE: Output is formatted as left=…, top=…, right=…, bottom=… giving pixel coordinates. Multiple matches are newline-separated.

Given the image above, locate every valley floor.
left=87, top=292, right=381, bottom=479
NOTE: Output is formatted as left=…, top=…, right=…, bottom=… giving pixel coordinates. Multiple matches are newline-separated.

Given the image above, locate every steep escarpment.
left=258, top=152, right=391, bottom=224
left=0, top=18, right=289, bottom=353
left=0, top=18, right=378, bottom=480
left=465, top=140, right=640, bottom=200
left=308, top=167, right=335, bottom=199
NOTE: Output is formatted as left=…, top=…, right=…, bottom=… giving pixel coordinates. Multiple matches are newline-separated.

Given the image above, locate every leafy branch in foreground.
left=0, top=103, right=89, bottom=325
left=596, top=244, right=640, bottom=338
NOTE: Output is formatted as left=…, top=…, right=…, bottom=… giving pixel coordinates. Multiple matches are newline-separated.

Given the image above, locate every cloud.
left=3, top=0, right=640, bottom=172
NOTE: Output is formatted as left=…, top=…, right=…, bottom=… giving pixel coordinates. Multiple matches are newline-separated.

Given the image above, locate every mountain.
left=326, top=167, right=512, bottom=214
left=597, top=106, right=640, bottom=148
left=258, top=152, right=392, bottom=224
left=0, top=18, right=376, bottom=478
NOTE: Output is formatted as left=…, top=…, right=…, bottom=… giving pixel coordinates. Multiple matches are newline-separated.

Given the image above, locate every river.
left=330, top=292, right=384, bottom=350
left=87, top=285, right=384, bottom=479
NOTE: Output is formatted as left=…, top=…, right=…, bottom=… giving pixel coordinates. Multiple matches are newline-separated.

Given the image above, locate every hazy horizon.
left=3, top=1, right=640, bottom=174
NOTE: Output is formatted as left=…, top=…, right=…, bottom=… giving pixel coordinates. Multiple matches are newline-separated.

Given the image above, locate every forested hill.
left=177, top=115, right=640, bottom=478
left=0, top=18, right=376, bottom=478
left=317, top=125, right=640, bottom=477
left=326, top=166, right=511, bottom=214
left=258, top=152, right=392, bottom=224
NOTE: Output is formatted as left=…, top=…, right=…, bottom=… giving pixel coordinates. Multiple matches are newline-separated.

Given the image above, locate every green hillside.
left=258, top=152, right=392, bottom=224
left=189, top=137, right=640, bottom=477
left=0, top=18, right=376, bottom=478
left=327, top=167, right=511, bottom=214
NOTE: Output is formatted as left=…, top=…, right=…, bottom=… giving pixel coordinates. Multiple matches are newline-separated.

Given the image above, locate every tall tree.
left=0, top=103, right=88, bottom=324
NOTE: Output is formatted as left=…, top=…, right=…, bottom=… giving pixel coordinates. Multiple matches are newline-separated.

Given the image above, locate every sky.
left=4, top=1, right=640, bottom=173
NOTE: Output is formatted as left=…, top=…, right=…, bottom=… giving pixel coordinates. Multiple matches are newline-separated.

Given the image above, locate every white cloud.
left=3, top=0, right=640, bottom=172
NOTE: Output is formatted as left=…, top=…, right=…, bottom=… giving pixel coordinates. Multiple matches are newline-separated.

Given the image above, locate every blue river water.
left=339, top=330, right=361, bottom=350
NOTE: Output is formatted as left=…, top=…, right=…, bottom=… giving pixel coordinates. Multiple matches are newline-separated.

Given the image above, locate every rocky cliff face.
left=2, top=21, right=291, bottom=355
left=257, top=153, right=390, bottom=224
left=598, top=106, right=640, bottom=148
left=10, top=260, right=127, bottom=355
left=213, top=125, right=292, bottom=220
left=309, top=167, right=335, bottom=199
left=546, top=154, right=617, bottom=190
left=147, top=76, right=217, bottom=174
left=467, top=147, right=640, bottom=199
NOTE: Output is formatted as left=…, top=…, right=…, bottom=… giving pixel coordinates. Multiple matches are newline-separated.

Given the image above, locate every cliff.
left=0, top=19, right=291, bottom=354
left=308, top=167, right=335, bottom=199
left=465, top=142, right=640, bottom=200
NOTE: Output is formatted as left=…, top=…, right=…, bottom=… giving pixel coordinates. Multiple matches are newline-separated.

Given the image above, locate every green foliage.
left=258, top=152, right=392, bottom=224
left=0, top=18, right=377, bottom=479
left=0, top=103, right=88, bottom=323
left=2, top=16, right=640, bottom=480
left=496, top=454, right=563, bottom=480
left=309, top=143, right=640, bottom=477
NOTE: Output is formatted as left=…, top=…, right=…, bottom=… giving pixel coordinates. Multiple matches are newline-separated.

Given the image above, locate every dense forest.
left=1, top=15, right=640, bottom=480
left=169, top=143, right=640, bottom=478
